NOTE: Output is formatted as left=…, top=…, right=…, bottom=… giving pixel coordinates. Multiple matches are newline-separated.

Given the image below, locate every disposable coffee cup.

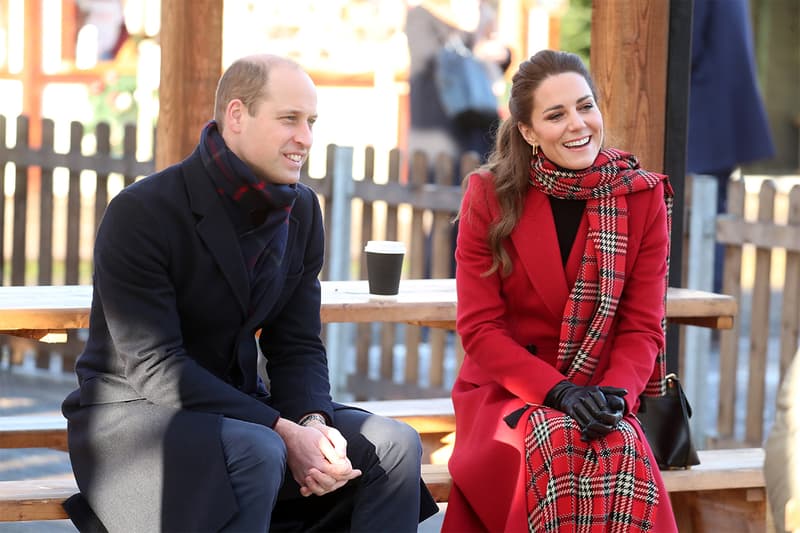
left=364, top=240, right=406, bottom=296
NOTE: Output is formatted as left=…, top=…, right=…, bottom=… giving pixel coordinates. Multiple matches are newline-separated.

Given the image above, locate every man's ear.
left=225, top=99, right=245, bottom=133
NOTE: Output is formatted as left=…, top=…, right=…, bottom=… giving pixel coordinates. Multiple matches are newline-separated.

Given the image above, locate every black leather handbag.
left=637, top=373, right=701, bottom=470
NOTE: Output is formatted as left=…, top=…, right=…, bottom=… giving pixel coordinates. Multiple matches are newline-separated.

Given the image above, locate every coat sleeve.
left=257, top=187, right=334, bottom=423
left=94, top=188, right=280, bottom=428
left=455, top=173, right=567, bottom=405
left=597, top=182, right=669, bottom=400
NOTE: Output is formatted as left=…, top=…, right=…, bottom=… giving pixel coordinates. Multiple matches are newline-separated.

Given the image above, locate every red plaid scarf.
left=525, top=411, right=659, bottom=532
left=529, top=147, right=673, bottom=397
left=522, top=148, right=674, bottom=532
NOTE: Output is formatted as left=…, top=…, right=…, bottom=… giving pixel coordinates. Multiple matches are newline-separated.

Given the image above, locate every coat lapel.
left=510, top=189, right=569, bottom=321
left=182, top=153, right=249, bottom=315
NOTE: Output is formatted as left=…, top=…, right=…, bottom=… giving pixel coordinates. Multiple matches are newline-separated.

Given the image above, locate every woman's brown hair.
left=462, top=49, right=598, bottom=276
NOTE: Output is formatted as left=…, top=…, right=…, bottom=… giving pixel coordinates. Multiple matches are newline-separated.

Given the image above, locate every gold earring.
left=531, top=143, right=538, bottom=156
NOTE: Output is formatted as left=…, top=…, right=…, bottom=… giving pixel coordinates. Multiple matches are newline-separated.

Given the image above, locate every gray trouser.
left=220, top=406, right=425, bottom=532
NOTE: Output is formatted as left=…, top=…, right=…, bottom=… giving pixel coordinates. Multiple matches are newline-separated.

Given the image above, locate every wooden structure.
left=0, top=280, right=736, bottom=341
left=0, top=447, right=767, bottom=529
left=156, top=0, right=222, bottom=170
left=714, top=179, right=800, bottom=446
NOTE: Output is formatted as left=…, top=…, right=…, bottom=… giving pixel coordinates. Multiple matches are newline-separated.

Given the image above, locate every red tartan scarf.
left=529, top=147, right=674, bottom=397
left=525, top=411, right=659, bottom=532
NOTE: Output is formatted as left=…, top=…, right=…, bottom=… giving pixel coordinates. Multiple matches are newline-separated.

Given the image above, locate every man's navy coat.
left=62, top=147, right=334, bottom=531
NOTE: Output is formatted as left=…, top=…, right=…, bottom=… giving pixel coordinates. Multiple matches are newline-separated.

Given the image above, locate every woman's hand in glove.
left=544, top=381, right=628, bottom=441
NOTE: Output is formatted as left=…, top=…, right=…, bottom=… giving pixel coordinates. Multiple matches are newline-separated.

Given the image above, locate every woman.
left=442, top=50, right=678, bottom=532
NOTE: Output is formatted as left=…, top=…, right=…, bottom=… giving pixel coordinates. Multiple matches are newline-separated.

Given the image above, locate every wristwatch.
left=299, top=413, right=327, bottom=427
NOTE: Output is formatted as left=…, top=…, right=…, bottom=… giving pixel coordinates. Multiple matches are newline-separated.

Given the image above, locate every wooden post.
left=156, top=0, right=223, bottom=171
left=22, top=0, right=43, bottom=147
left=590, top=1, right=669, bottom=172
left=591, top=1, right=692, bottom=376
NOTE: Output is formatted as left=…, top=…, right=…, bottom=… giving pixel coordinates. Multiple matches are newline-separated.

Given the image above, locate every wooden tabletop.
left=0, top=279, right=737, bottom=342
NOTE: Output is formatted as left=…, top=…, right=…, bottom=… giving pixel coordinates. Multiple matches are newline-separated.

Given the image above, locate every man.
left=62, top=54, right=437, bottom=532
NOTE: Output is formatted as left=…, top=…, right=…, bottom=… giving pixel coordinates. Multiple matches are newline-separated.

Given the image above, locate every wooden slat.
left=354, top=149, right=375, bottom=394
left=38, top=119, right=55, bottom=285
left=0, top=415, right=68, bottom=450
left=661, top=448, right=764, bottom=493
left=429, top=154, right=455, bottom=389
left=380, top=150, right=402, bottom=383
left=717, top=179, right=746, bottom=440
left=349, top=398, right=453, bottom=420
left=779, top=186, right=800, bottom=378
left=746, top=182, right=775, bottom=445
left=0, top=447, right=766, bottom=521
left=0, top=478, right=73, bottom=522
left=717, top=217, right=800, bottom=251
left=12, top=116, right=29, bottom=286
left=65, top=121, right=83, bottom=285
left=0, top=115, right=5, bottom=283
left=422, top=447, right=766, bottom=503
left=405, top=151, right=429, bottom=387
left=0, top=281, right=736, bottom=336
left=0, top=401, right=455, bottom=451
left=421, top=463, right=451, bottom=503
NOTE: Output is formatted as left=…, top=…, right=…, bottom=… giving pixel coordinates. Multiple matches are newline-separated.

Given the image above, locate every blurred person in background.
left=405, top=0, right=511, bottom=168
left=687, top=0, right=774, bottom=294
left=405, top=0, right=511, bottom=277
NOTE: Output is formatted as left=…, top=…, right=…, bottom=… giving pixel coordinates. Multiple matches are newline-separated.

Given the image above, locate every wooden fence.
left=9, top=114, right=797, bottom=428
left=714, top=178, right=800, bottom=447
left=0, top=114, right=477, bottom=400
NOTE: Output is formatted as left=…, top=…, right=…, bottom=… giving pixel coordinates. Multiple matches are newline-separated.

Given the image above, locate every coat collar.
left=182, top=149, right=249, bottom=315
left=509, top=188, right=587, bottom=321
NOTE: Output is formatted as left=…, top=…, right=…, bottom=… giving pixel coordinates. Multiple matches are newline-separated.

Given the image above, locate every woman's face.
left=518, top=72, right=604, bottom=170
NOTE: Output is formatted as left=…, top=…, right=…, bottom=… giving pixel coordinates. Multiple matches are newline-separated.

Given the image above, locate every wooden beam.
left=590, top=1, right=670, bottom=173
left=156, top=0, right=223, bottom=171
left=22, top=0, right=43, bottom=147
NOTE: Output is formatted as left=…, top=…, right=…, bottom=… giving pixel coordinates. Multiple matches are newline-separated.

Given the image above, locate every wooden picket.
left=715, top=178, right=800, bottom=446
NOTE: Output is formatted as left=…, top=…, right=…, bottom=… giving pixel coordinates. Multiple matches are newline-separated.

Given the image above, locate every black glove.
left=544, top=381, right=627, bottom=441
left=599, top=386, right=628, bottom=418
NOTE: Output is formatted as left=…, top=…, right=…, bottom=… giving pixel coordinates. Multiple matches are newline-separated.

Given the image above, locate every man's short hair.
left=213, top=55, right=301, bottom=131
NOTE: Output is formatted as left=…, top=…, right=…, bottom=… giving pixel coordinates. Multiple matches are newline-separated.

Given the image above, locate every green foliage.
left=558, top=0, right=592, bottom=66
left=87, top=72, right=138, bottom=131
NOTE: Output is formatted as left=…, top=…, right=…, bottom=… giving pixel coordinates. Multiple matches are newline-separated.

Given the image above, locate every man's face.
left=227, top=64, right=318, bottom=185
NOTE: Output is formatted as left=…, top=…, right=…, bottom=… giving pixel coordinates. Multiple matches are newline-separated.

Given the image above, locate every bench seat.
left=0, top=415, right=68, bottom=451
left=0, top=405, right=769, bottom=530
left=0, top=398, right=455, bottom=452
left=0, top=448, right=764, bottom=522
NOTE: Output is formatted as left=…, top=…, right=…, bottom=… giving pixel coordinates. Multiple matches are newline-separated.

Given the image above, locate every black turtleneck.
left=548, top=197, right=586, bottom=266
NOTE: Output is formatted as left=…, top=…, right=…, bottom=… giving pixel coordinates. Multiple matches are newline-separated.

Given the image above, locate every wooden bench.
left=0, top=398, right=456, bottom=523
left=1, top=404, right=769, bottom=530
left=0, top=398, right=455, bottom=459
left=0, top=464, right=452, bottom=522
left=0, top=414, right=68, bottom=451
left=423, top=448, right=770, bottom=532
left=0, top=448, right=764, bottom=523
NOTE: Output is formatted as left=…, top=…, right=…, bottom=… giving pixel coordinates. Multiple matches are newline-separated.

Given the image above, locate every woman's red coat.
left=443, top=172, right=677, bottom=532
